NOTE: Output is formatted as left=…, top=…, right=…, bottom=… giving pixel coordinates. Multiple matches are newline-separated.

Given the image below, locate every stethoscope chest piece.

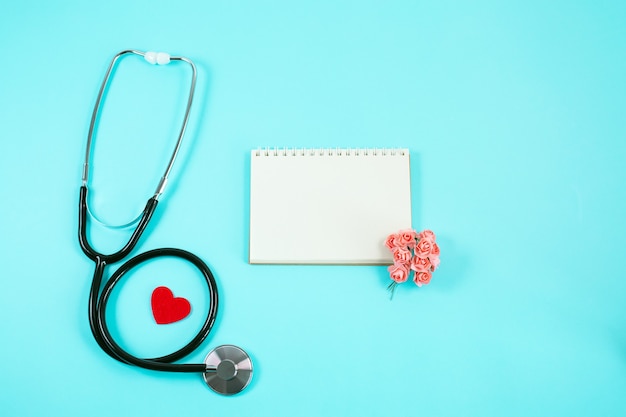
left=204, top=345, right=253, bottom=395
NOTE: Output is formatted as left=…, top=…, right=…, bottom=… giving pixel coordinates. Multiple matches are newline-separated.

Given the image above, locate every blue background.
left=1, top=1, right=625, bottom=416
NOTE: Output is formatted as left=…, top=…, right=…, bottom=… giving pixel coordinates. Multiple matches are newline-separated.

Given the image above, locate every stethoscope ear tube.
left=82, top=50, right=197, bottom=204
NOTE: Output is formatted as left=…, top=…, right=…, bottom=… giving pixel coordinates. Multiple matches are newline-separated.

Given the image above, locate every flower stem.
left=387, top=281, right=398, bottom=300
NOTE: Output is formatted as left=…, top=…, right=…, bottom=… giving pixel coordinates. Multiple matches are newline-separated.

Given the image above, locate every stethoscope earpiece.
left=204, top=345, right=253, bottom=395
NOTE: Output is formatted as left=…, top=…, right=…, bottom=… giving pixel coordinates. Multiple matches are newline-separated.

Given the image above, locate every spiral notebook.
left=249, top=148, right=412, bottom=264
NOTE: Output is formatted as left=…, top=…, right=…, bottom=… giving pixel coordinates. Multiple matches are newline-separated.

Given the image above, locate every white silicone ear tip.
left=156, top=52, right=170, bottom=65
left=144, top=51, right=158, bottom=64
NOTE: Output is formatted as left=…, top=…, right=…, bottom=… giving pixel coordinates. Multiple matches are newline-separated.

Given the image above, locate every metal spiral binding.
left=253, top=148, right=407, bottom=157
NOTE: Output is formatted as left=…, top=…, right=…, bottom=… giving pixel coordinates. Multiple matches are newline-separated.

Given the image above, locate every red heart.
left=151, top=286, right=191, bottom=325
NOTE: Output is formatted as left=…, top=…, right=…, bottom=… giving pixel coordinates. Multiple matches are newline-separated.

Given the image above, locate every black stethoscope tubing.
left=79, top=185, right=218, bottom=373
left=78, top=52, right=254, bottom=394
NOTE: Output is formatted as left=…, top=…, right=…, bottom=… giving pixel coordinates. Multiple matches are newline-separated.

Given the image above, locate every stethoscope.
left=78, top=50, right=253, bottom=395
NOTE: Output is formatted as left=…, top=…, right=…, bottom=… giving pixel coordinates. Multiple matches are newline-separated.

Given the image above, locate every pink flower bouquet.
left=385, top=229, right=440, bottom=298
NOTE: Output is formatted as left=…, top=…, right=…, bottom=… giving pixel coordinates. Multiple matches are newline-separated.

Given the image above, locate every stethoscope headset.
left=78, top=50, right=253, bottom=395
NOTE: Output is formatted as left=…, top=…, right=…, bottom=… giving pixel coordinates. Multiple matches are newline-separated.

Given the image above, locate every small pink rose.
left=414, top=238, right=433, bottom=258
left=418, top=230, right=436, bottom=242
left=398, top=229, right=417, bottom=247
left=429, top=255, right=440, bottom=271
left=413, top=270, right=432, bottom=287
left=430, top=242, right=440, bottom=257
left=384, top=233, right=401, bottom=250
left=393, top=247, right=412, bottom=263
left=388, top=262, right=409, bottom=283
left=411, top=255, right=431, bottom=272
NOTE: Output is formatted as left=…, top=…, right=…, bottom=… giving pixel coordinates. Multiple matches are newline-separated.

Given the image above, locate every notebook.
left=249, top=148, right=412, bottom=264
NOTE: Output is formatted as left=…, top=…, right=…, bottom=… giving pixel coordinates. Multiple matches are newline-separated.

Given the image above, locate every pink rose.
left=414, top=238, right=433, bottom=258
left=411, top=255, right=431, bottom=272
left=430, top=242, right=440, bottom=256
left=384, top=233, right=401, bottom=250
left=393, top=247, right=412, bottom=263
left=413, top=270, right=432, bottom=287
left=429, top=255, right=440, bottom=271
left=397, top=229, right=417, bottom=247
left=388, top=262, right=409, bottom=283
left=417, top=230, right=436, bottom=242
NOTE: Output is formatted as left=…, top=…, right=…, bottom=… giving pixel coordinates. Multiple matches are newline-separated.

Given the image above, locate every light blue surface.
left=1, top=1, right=625, bottom=416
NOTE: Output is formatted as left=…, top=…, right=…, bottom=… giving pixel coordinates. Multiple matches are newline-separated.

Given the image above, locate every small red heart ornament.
left=151, top=286, right=191, bottom=325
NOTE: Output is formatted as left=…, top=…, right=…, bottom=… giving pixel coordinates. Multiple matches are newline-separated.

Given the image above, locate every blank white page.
left=249, top=148, right=412, bottom=264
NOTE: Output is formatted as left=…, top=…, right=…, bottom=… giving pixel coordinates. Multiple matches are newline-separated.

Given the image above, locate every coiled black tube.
left=88, top=248, right=218, bottom=373
left=80, top=187, right=218, bottom=373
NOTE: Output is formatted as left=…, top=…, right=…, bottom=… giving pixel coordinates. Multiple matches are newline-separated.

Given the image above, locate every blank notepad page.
left=249, top=149, right=412, bottom=264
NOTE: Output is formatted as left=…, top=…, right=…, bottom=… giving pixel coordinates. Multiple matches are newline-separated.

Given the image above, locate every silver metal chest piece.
left=203, top=345, right=253, bottom=395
